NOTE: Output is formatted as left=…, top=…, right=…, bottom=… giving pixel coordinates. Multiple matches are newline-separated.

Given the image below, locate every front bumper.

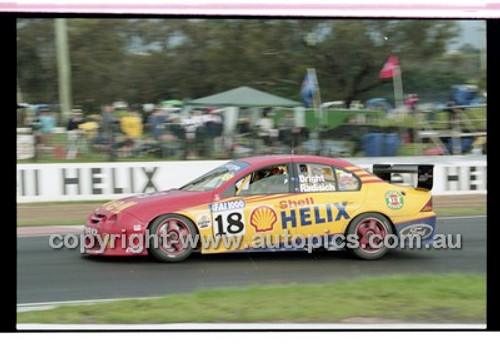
left=82, top=211, right=149, bottom=256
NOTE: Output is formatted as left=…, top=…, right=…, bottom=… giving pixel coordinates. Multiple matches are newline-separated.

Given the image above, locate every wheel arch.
left=345, top=210, right=397, bottom=235
left=147, top=212, right=200, bottom=237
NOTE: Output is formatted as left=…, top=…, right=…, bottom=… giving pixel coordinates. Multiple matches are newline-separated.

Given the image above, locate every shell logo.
left=250, top=205, right=278, bottom=233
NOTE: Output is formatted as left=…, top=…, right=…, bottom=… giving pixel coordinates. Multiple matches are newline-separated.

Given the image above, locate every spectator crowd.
left=21, top=99, right=485, bottom=161
left=28, top=104, right=238, bottom=160
left=24, top=102, right=315, bottom=160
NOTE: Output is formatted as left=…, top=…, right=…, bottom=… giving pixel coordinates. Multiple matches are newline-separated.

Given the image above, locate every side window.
left=335, top=167, right=360, bottom=191
left=234, top=164, right=290, bottom=196
left=297, top=163, right=337, bottom=192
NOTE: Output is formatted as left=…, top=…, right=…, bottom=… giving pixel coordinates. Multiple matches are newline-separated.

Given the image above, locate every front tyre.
left=148, top=214, right=197, bottom=263
left=348, top=213, right=392, bottom=260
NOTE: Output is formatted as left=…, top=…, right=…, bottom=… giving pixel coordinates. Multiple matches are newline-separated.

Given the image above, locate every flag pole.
left=307, top=68, right=323, bottom=126
left=393, top=64, right=404, bottom=117
left=380, top=56, right=404, bottom=117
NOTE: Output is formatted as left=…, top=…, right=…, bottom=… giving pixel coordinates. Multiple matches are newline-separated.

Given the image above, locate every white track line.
left=17, top=296, right=163, bottom=313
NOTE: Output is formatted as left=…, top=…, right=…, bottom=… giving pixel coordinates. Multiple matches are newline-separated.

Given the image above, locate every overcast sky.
left=449, top=20, right=486, bottom=50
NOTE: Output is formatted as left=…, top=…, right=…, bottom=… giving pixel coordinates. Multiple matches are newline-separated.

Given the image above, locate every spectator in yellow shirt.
left=120, top=109, right=143, bottom=138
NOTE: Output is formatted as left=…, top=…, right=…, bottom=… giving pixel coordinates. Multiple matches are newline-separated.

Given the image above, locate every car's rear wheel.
left=148, top=214, right=197, bottom=262
left=348, top=213, right=392, bottom=260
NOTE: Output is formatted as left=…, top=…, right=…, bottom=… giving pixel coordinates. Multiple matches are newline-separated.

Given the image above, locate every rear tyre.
left=148, top=214, right=197, bottom=263
left=348, top=213, right=392, bottom=260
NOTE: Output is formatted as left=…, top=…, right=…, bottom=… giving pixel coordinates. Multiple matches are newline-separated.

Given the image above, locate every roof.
left=187, top=86, right=302, bottom=107
left=238, top=155, right=354, bottom=168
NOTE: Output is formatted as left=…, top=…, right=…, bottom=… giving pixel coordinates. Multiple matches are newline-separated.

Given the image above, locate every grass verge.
left=435, top=207, right=486, bottom=216
left=17, top=200, right=108, bottom=207
left=17, top=274, right=485, bottom=324
left=17, top=206, right=486, bottom=227
left=17, top=219, right=86, bottom=227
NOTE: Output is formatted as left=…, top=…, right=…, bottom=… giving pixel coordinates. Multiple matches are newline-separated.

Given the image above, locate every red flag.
left=379, top=56, right=399, bottom=79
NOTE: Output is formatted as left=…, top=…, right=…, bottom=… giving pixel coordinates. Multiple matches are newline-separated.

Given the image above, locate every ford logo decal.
left=400, top=224, right=434, bottom=240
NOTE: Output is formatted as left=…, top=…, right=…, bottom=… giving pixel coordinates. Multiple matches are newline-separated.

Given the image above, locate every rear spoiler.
left=372, top=164, right=434, bottom=191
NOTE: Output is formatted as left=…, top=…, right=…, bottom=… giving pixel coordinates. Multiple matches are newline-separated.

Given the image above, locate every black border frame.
left=9, top=13, right=496, bottom=333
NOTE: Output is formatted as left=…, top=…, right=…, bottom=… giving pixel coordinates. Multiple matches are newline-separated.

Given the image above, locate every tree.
left=17, top=18, right=463, bottom=108
left=298, top=20, right=460, bottom=105
left=17, top=19, right=58, bottom=104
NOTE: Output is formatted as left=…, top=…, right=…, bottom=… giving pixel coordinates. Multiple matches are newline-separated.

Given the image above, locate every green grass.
left=16, top=210, right=485, bottom=227
left=16, top=203, right=485, bottom=227
left=17, top=219, right=87, bottom=227
left=17, top=200, right=108, bottom=207
left=17, top=274, right=485, bottom=324
left=435, top=207, right=486, bottom=216
left=365, top=107, right=486, bottom=130
left=397, top=143, right=429, bottom=156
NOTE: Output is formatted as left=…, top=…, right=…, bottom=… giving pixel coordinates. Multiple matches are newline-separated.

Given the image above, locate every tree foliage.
left=17, top=18, right=479, bottom=108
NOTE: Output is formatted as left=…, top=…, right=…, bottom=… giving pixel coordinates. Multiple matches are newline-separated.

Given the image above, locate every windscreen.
left=180, top=160, right=251, bottom=191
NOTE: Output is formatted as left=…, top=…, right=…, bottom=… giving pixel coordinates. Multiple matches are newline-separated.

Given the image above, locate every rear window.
left=335, top=168, right=361, bottom=191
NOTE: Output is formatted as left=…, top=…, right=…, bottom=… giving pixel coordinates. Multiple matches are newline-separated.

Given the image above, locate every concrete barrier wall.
left=17, top=156, right=486, bottom=203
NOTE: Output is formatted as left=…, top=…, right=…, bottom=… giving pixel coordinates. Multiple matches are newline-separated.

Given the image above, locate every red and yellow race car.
left=83, top=155, right=436, bottom=262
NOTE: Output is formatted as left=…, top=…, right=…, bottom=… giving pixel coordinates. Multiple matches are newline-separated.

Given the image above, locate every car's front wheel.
left=347, top=213, right=393, bottom=260
left=148, top=214, right=197, bottom=262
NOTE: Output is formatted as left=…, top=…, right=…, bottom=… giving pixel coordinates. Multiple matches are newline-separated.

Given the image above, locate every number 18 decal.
left=213, top=210, right=246, bottom=236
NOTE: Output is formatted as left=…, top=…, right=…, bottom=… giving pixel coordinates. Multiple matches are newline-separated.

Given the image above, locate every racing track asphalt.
left=17, top=216, right=486, bottom=304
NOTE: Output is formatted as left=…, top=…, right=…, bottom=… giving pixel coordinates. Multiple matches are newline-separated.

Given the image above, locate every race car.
left=83, top=155, right=436, bottom=262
